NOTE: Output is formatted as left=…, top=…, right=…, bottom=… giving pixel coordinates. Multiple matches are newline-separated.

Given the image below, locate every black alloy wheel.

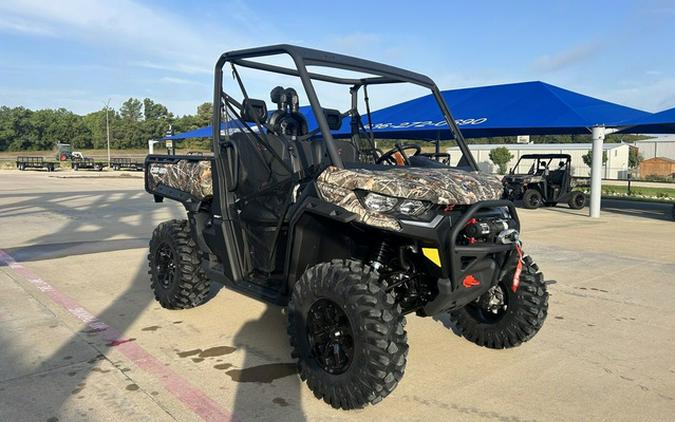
left=155, top=244, right=176, bottom=290
left=306, top=298, right=355, bottom=375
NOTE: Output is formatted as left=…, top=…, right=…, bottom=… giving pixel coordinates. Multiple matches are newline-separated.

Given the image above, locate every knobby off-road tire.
left=148, top=219, right=210, bottom=309
left=568, top=191, right=586, bottom=209
left=522, top=189, right=543, bottom=209
left=288, top=259, right=408, bottom=410
left=449, top=254, right=548, bottom=349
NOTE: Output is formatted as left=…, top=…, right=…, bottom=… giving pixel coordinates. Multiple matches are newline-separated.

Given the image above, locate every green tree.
left=196, top=102, right=212, bottom=127
left=582, top=150, right=608, bottom=168
left=120, top=98, right=143, bottom=121
left=143, top=98, right=171, bottom=121
left=117, top=98, right=145, bottom=148
left=489, top=146, right=514, bottom=174
left=628, top=147, right=643, bottom=169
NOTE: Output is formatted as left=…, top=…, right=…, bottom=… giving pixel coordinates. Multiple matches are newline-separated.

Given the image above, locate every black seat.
left=548, top=169, right=565, bottom=186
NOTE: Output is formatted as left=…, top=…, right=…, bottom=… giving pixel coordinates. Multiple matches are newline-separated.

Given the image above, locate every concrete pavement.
left=1, top=171, right=674, bottom=421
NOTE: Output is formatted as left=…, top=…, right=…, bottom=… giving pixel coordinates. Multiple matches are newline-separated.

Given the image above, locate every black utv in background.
left=144, top=45, right=549, bottom=410
left=502, top=153, right=586, bottom=209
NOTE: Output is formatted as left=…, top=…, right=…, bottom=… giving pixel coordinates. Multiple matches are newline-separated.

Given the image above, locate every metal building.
left=634, top=136, right=675, bottom=161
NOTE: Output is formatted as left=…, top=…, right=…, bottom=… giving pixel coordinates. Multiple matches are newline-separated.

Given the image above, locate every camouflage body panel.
left=316, top=166, right=503, bottom=231
left=147, top=159, right=213, bottom=200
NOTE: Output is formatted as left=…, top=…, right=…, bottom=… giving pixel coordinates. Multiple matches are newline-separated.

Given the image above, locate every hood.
left=316, top=166, right=503, bottom=231
left=317, top=166, right=503, bottom=205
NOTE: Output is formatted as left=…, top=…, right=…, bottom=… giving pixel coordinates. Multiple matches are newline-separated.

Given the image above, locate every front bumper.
left=404, top=200, right=520, bottom=315
left=503, top=183, right=526, bottom=200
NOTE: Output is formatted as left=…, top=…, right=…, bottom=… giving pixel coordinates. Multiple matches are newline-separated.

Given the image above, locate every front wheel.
left=288, top=259, right=408, bottom=410
left=148, top=219, right=210, bottom=309
left=522, top=189, right=543, bottom=209
left=448, top=254, right=548, bottom=349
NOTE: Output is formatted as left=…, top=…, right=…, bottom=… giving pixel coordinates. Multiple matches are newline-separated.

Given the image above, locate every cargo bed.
left=145, top=155, right=214, bottom=204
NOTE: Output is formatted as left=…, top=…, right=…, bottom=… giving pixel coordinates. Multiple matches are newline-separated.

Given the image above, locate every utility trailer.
left=16, top=156, right=59, bottom=172
left=111, top=157, right=143, bottom=171
left=71, top=157, right=104, bottom=171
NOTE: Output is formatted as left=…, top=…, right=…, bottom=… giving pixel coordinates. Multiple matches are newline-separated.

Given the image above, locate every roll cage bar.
left=212, top=44, right=477, bottom=172
left=511, top=153, right=571, bottom=175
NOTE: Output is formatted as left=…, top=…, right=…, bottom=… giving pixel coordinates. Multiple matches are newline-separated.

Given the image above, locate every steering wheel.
left=375, top=143, right=422, bottom=166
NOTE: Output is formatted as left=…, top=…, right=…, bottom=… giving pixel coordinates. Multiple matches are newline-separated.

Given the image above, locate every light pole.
left=103, top=99, right=111, bottom=169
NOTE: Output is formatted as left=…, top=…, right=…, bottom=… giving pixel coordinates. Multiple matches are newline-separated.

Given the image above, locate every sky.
left=1, top=0, right=674, bottom=116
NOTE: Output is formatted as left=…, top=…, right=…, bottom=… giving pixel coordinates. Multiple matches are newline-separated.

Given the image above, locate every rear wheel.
left=568, top=191, right=586, bottom=209
left=522, top=189, right=543, bottom=209
left=448, top=255, right=548, bottom=349
left=148, top=219, right=210, bottom=309
left=288, top=259, right=408, bottom=410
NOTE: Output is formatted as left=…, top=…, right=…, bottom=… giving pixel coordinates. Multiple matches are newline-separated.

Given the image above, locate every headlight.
left=398, top=199, right=428, bottom=216
left=363, top=192, right=398, bottom=212
left=361, top=192, right=432, bottom=217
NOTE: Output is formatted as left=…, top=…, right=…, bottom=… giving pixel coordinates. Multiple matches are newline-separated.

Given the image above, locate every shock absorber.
left=371, top=239, right=394, bottom=271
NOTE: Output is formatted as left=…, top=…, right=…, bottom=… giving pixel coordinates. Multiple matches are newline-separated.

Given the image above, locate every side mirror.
left=241, top=99, right=267, bottom=123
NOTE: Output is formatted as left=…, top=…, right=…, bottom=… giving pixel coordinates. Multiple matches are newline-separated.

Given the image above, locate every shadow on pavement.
left=230, top=305, right=305, bottom=420
left=1, top=186, right=306, bottom=420
left=600, top=199, right=674, bottom=221
left=530, top=200, right=674, bottom=222
left=0, top=188, right=183, bottom=419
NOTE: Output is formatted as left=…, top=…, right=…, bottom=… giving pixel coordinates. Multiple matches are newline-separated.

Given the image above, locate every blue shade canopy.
left=617, top=106, right=675, bottom=134
left=163, top=81, right=650, bottom=141
left=161, top=117, right=257, bottom=140
left=162, top=125, right=213, bottom=140
left=162, top=106, right=316, bottom=140
left=352, top=81, right=650, bottom=139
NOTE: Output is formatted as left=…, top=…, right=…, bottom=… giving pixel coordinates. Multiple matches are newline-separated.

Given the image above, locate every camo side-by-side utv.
left=144, top=45, right=549, bottom=410
left=502, top=153, right=586, bottom=209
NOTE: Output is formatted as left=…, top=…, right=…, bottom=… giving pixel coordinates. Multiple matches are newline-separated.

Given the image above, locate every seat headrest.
left=270, top=86, right=300, bottom=112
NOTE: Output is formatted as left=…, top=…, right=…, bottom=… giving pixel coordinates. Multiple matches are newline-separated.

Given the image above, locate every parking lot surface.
left=1, top=171, right=674, bottom=421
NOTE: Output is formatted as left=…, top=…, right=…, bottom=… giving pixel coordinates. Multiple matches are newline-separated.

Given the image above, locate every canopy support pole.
left=589, top=125, right=605, bottom=218
left=148, top=139, right=159, bottom=155
left=589, top=126, right=618, bottom=218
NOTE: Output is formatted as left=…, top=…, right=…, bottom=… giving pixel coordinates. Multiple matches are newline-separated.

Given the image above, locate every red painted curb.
left=0, top=249, right=236, bottom=422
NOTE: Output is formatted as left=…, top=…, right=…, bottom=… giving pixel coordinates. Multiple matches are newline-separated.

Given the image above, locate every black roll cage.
left=511, top=153, right=571, bottom=175
left=212, top=44, right=478, bottom=172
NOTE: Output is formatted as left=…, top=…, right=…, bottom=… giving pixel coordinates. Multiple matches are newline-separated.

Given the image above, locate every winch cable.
left=512, top=242, right=524, bottom=292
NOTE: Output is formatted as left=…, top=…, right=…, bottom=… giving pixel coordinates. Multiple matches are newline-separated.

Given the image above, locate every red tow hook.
left=512, top=243, right=524, bottom=293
